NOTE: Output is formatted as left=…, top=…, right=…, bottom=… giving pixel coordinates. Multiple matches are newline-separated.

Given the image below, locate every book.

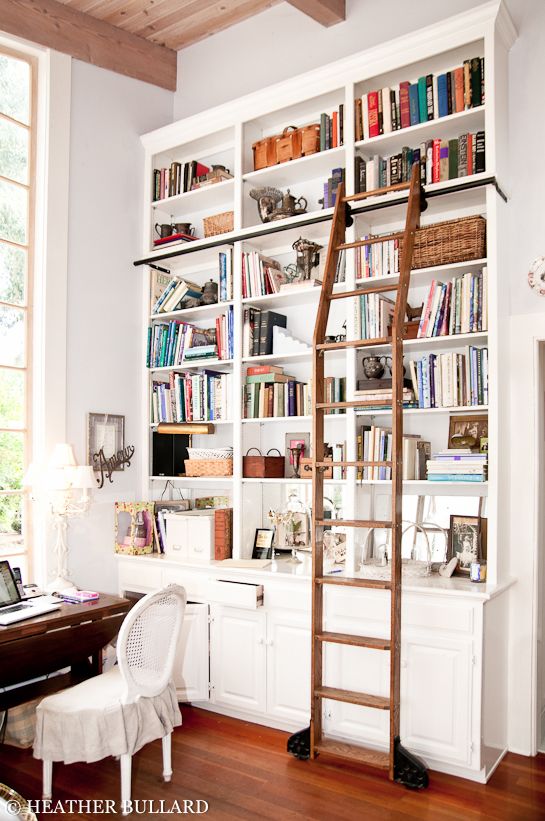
left=258, top=311, right=287, bottom=356
left=214, top=508, right=232, bottom=560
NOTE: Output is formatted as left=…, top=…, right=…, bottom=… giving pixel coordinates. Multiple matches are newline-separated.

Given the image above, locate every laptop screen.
left=0, top=560, right=21, bottom=607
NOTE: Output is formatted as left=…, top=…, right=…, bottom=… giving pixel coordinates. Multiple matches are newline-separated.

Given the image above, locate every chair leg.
left=162, top=733, right=172, bottom=782
left=43, top=760, right=53, bottom=800
left=120, top=753, right=132, bottom=815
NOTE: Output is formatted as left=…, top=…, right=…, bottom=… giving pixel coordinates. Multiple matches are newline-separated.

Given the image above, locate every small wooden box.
left=300, top=457, right=333, bottom=479
left=243, top=448, right=284, bottom=478
left=299, top=123, right=321, bottom=156
left=387, top=319, right=420, bottom=340
left=252, top=136, right=276, bottom=170
left=275, top=127, right=302, bottom=164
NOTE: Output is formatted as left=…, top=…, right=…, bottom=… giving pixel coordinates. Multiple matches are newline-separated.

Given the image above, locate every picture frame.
left=447, top=515, right=482, bottom=576
left=88, top=413, right=125, bottom=473
left=252, top=528, right=275, bottom=559
left=447, top=415, right=488, bottom=452
left=153, top=500, right=191, bottom=553
left=284, top=432, right=310, bottom=478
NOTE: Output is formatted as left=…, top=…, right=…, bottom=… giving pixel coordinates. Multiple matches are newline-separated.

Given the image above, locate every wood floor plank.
left=0, top=707, right=543, bottom=820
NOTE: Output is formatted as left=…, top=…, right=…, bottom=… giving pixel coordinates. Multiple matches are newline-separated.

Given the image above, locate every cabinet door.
left=173, top=602, right=209, bottom=703
left=209, top=605, right=266, bottom=713
left=266, top=610, right=311, bottom=724
left=401, top=632, right=473, bottom=766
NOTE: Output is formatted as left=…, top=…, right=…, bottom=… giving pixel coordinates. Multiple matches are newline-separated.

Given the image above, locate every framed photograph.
left=448, top=415, right=488, bottom=452
left=252, top=528, right=274, bottom=559
left=448, top=515, right=482, bottom=576
left=88, top=413, right=125, bottom=472
left=284, top=432, right=310, bottom=478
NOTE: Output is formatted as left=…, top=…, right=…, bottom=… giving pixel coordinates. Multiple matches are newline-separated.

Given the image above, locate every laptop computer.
left=0, top=560, right=62, bottom=626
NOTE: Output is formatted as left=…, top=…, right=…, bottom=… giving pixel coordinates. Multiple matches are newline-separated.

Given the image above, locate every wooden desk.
left=0, top=594, right=131, bottom=710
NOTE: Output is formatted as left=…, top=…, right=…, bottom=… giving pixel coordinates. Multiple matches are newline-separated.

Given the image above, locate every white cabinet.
left=401, top=632, right=474, bottom=767
left=173, top=602, right=210, bottom=703
left=209, top=605, right=267, bottom=713
left=266, top=610, right=311, bottom=724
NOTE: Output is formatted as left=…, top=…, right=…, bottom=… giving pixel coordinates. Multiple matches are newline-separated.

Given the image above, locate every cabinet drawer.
left=162, top=567, right=209, bottom=600
left=404, top=599, right=474, bottom=635
left=208, top=580, right=264, bottom=609
left=119, top=561, right=162, bottom=593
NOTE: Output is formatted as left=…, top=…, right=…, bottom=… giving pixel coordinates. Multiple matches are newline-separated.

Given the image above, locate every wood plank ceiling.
left=54, top=0, right=345, bottom=50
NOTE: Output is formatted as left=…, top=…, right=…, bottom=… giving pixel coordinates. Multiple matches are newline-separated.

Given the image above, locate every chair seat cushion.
left=33, top=668, right=182, bottom=764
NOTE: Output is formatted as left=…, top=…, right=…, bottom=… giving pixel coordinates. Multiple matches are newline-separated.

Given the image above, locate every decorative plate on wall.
left=528, top=256, right=545, bottom=295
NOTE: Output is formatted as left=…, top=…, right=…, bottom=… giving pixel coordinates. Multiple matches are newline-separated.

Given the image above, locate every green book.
left=417, top=76, right=427, bottom=123
left=246, top=373, right=294, bottom=384
left=448, top=139, right=458, bottom=178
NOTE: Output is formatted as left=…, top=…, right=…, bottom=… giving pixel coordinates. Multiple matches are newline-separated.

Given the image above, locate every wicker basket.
left=400, top=215, right=486, bottom=269
left=203, top=211, right=234, bottom=238
left=185, top=458, right=233, bottom=477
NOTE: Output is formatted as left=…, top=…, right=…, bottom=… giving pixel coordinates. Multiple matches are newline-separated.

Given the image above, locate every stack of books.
left=322, top=167, right=345, bottom=209
left=320, top=105, right=344, bottom=150
left=152, top=160, right=232, bottom=201
left=242, top=309, right=286, bottom=357
left=354, top=292, right=395, bottom=339
left=426, top=449, right=487, bottom=482
left=147, top=306, right=234, bottom=368
left=355, top=131, right=485, bottom=193
left=151, top=369, right=231, bottom=423
left=242, top=251, right=285, bottom=298
left=323, top=377, right=346, bottom=414
left=152, top=278, right=204, bottom=314
left=242, top=366, right=311, bottom=419
left=354, top=378, right=417, bottom=410
left=354, top=56, right=484, bottom=141
left=418, top=271, right=488, bottom=338
left=355, top=234, right=399, bottom=280
left=408, top=346, right=488, bottom=408
left=357, top=424, right=430, bottom=480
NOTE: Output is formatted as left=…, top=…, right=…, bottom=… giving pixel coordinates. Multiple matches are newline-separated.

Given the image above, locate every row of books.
left=152, top=277, right=204, bottom=315
left=152, top=161, right=232, bottom=201
left=408, top=347, right=488, bottom=408
left=354, top=56, right=484, bottom=141
left=322, top=167, right=345, bottom=209
left=355, top=233, right=399, bottom=280
left=418, top=271, right=488, bottom=338
left=323, top=377, right=346, bottom=415
left=242, top=309, right=286, bottom=357
left=427, top=449, right=487, bottom=483
left=354, top=292, right=394, bottom=340
left=356, top=424, right=430, bottom=480
left=242, top=366, right=311, bottom=418
left=320, top=106, right=344, bottom=151
left=242, top=251, right=283, bottom=298
left=354, top=378, right=417, bottom=410
left=326, top=443, right=346, bottom=480
left=151, top=370, right=232, bottom=424
left=146, top=307, right=234, bottom=368
left=355, top=131, right=485, bottom=193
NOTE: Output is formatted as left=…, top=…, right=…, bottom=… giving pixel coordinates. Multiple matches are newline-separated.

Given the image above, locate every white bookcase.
left=123, top=1, right=517, bottom=782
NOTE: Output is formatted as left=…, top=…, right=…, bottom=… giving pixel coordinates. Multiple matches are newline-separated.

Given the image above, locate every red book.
left=432, top=139, right=441, bottom=183
left=332, top=111, right=338, bottom=147
left=399, top=81, right=411, bottom=129
left=153, top=232, right=198, bottom=247
left=454, top=68, right=464, bottom=113
left=440, top=281, right=452, bottom=336
left=195, top=162, right=210, bottom=176
left=246, top=365, right=284, bottom=376
left=418, top=280, right=437, bottom=338
left=367, top=91, right=380, bottom=138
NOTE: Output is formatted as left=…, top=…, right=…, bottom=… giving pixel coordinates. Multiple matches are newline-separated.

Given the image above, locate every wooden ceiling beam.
left=0, top=0, right=177, bottom=90
left=285, top=0, right=345, bottom=26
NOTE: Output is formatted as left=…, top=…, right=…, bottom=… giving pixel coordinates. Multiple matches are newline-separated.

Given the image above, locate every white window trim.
left=0, top=33, right=71, bottom=586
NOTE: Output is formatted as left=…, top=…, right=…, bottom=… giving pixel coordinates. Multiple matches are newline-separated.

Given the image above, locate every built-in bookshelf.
left=137, top=2, right=513, bottom=590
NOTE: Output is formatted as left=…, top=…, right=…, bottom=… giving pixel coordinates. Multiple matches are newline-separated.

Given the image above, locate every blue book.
left=409, top=83, right=420, bottom=125
left=437, top=74, right=449, bottom=117
left=417, top=359, right=424, bottom=408
left=219, top=252, right=227, bottom=302
left=427, top=474, right=484, bottom=482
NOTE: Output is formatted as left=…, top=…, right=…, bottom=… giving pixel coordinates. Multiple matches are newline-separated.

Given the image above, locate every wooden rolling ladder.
left=288, top=164, right=429, bottom=790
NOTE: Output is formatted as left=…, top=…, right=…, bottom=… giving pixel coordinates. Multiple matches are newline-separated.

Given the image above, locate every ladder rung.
left=328, top=282, right=399, bottom=299
left=315, top=686, right=390, bottom=710
left=315, top=519, right=393, bottom=528
left=316, top=398, right=399, bottom=409
left=316, top=337, right=391, bottom=352
left=315, top=738, right=390, bottom=770
left=316, top=576, right=391, bottom=590
left=315, top=460, right=391, bottom=468
left=316, top=632, right=391, bottom=650
left=336, top=232, right=404, bottom=251
left=343, top=181, right=412, bottom=203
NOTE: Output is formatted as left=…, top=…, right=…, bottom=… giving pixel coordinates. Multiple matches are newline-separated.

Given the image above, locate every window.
left=0, top=45, right=36, bottom=579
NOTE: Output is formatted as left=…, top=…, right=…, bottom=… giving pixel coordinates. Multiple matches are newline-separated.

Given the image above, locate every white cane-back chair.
left=34, top=584, right=186, bottom=814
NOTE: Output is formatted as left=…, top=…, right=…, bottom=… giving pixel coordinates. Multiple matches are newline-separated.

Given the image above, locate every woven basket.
left=185, top=458, right=233, bottom=477
left=400, top=215, right=486, bottom=268
left=203, top=211, right=234, bottom=238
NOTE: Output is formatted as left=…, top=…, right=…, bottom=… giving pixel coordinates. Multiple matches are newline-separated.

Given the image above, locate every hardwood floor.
left=0, top=707, right=544, bottom=820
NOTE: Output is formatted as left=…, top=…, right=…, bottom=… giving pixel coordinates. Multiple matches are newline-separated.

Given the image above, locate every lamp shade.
left=22, top=462, right=44, bottom=490
left=49, top=443, right=77, bottom=469
left=71, top=465, right=96, bottom=490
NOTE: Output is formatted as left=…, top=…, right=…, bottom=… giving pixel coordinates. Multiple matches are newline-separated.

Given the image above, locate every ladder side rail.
left=388, top=164, right=422, bottom=778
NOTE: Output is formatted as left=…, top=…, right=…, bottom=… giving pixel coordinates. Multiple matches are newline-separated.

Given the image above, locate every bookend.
left=393, top=737, right=429, bottom=789
left=344, top=202, right=354, bottom=227
left=287, top=726, right=310, bottom=760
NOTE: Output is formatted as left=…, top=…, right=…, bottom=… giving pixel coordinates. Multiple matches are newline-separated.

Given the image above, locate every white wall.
left=65, top=61, right=172, bottom=594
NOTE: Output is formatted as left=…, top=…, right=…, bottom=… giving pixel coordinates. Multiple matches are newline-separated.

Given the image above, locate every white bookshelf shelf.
left=355, top=405, right=488, bottom=418
left=242, top=351, right=311, bottom=365
left=242, top=477, right=347, bottom=485
left=242, top=414, right=345, bottom=424
left=351, top=331, right=487, bottom=355
left=355, top=258, right=487, bottom=291
left=150, top=359, right=234, bottom=373
left=149, top=420, right=234, bottom=428
left=151, top=300, right=234, bottom=323
left=150, top=476, right=234, bottom=484
left=243, top=146, right=345, bottom=187
left=152, top=178, right=235, bottom=212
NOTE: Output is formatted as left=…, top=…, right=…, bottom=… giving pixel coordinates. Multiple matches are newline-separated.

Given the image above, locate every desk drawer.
left=162, top=567, right=209, bottom=600
left=208, top=580, right=263, bottom=609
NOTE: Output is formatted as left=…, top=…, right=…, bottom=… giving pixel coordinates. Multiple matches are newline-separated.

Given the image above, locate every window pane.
left=0, top=118, right=29, bottom=184
left=0, top=493, right=24, bottom=551
left=0, top=54, right=30, bottom=125
left=0, top=242, right=26, bottom=305
left=0, top=368, right=24, bottom=428
left=0, top=430, right=24, bottom=491
left=0, top=305, right=25, bottom=366
left=0, top=178, right=27, bottom=244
